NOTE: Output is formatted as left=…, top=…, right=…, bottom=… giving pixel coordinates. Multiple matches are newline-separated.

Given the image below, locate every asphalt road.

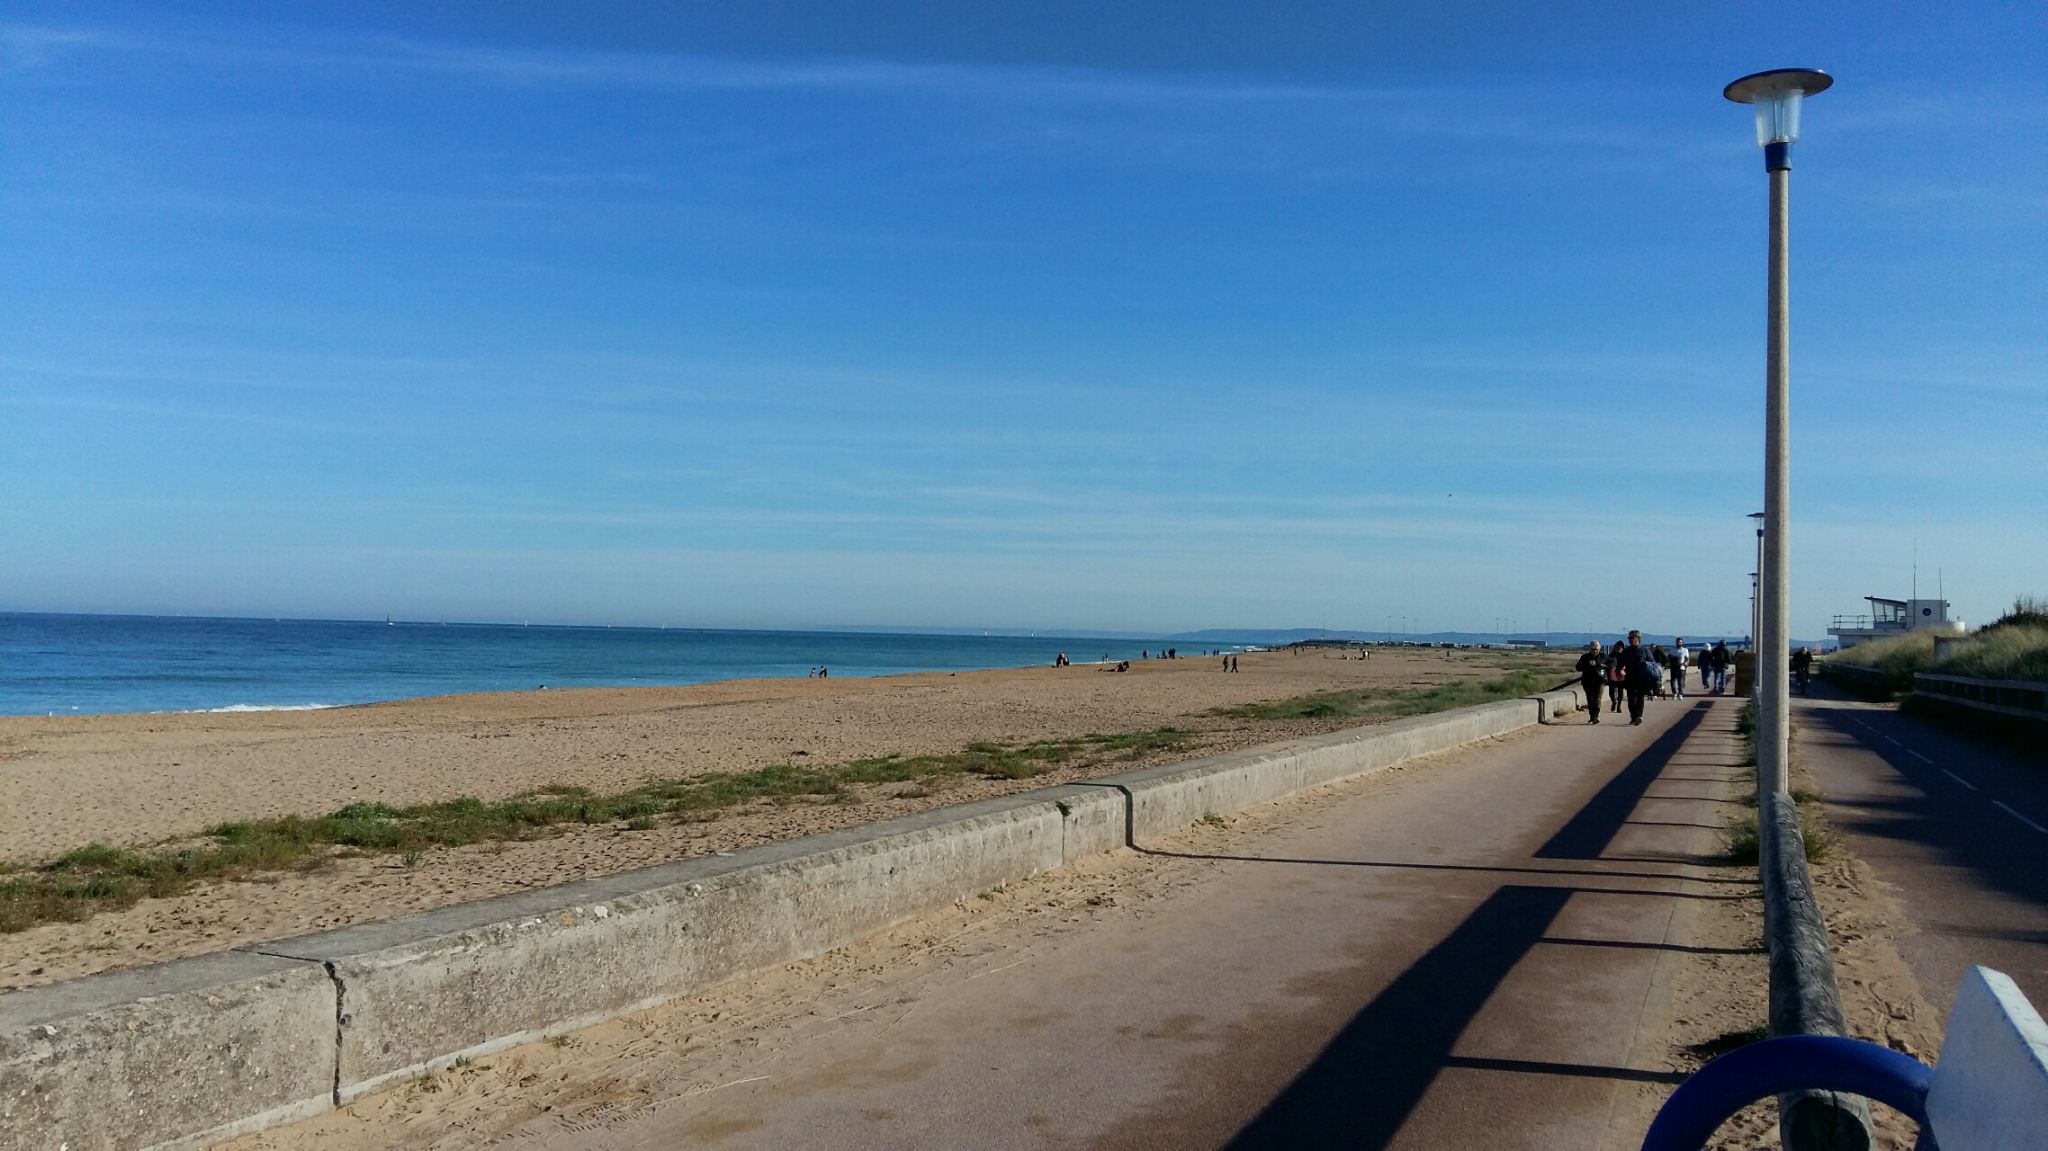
left=478, top=695, right=1747, bottom=1150
left=1795, top=682, right=2048, bottom=1015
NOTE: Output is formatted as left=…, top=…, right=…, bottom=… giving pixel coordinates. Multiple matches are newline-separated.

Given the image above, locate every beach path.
left=231, top=692, right=1755, bottom=1150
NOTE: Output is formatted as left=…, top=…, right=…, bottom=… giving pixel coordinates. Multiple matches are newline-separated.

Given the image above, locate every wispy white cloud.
left=1, top=19, right=1696, bottom=158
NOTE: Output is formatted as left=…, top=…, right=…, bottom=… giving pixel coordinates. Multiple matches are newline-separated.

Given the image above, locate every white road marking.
left=1908, top=750, right=1934, bottom=764
left=1993, top=801, right=2048, bottom=835
left=1941, top=770, right=1978, bottom=791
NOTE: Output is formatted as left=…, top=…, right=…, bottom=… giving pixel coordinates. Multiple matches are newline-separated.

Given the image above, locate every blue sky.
left=3, top=2, right=2043, bottom=638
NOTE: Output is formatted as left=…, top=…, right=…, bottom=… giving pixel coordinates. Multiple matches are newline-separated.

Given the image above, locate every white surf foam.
left=187, top=703, right=339, bottom=714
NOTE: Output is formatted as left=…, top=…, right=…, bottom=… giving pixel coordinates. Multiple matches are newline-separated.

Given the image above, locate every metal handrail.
left=1640, top=1035, right=1931, bottom=1151
left=1828, top=614, right=1908, bottom=630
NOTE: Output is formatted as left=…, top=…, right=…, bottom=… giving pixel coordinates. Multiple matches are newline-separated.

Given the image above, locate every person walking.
left=1622, top=630, right=1653, bottom=725
left=1670, top=638, right=1690, bottom=699
left=1576, top=640, right=1606, bottom=723
left=1647, top=644, right=1668, bottom=699
left=1606, top=640, right=1628, bottom=715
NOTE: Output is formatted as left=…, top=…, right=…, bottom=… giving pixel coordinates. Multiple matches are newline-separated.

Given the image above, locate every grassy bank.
left=1826, top=597, right=2048, bottom=693
left=0, top=728, right=1194, bottom=934
left=1217, top=668, right=1563, bottom=722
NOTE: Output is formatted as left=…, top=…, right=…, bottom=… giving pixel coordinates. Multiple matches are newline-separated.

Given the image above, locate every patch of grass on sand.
left=1718, top=803, right=1834, bottom=866
left=0, top=727, right=1196, bottom=933
left=1217, top=669, right=1562, bottom=722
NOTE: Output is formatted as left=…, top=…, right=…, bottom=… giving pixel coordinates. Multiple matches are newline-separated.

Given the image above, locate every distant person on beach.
left=1054, top=652, right=1069, bottom=667
left=1623, top=631, right=1652, bottom=724
left=1576, top=641, right=1606, bottom=724
left=1670, top=638, right=1690, bottom=699
left=1606, top=641, right=1628, bottom=715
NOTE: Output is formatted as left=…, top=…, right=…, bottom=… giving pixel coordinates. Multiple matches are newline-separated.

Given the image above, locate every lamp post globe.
left=1724, top=68, right=1832, bottom=171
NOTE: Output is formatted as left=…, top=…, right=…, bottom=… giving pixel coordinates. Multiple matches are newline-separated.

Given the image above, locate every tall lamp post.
left=1726, top=67, right=1830, bottom=800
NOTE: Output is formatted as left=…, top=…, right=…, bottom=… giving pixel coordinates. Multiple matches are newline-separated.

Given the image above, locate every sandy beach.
left=1, top=647, right=1566, bottom=988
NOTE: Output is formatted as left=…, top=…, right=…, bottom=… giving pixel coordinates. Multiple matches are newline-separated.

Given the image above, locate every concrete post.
left=1759, top=165, right=1792, bottom=803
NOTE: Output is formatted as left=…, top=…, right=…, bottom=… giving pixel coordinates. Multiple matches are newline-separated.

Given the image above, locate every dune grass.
left=1826, top=597, right=2048, bottom=691
left=0, top=727, right=1195, bottom=934
left=1217, top=668, right=1564, bottom=722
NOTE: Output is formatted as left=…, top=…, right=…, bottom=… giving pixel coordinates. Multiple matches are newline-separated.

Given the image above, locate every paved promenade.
left=243, top=694, right=1753, bottom=1150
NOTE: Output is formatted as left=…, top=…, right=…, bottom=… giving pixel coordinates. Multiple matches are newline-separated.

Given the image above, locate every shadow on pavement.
left=1221, top=697, right=1731, bottom=1148
left=1128, top=849, right=1752, bottom=893
left=1441, top=1054, right=1688, bottom=1085
left=1223, top=884, right=1573, bottom=1150
left=1535, top=702, right=1710, bottom=860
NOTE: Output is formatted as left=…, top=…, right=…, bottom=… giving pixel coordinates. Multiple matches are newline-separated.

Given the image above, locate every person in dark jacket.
left=1622, top=630, right=1653, bottom=725
left=1576, top=640, right=1606, bottom=723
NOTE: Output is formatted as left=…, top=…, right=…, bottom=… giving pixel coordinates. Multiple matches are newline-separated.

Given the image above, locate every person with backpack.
left=1576, top=640, right=1607, bottom=724
left=1647, top=644, right=1668, bottom=699
left=1623, top=631, right=1654, bottom=724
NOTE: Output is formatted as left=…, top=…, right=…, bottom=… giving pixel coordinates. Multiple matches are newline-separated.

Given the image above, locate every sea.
left=0, top=613, right=1174, bottom=717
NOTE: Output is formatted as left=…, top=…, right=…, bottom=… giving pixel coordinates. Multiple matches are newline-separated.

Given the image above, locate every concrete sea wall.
left=0, top=687, right=1581, bottom=1150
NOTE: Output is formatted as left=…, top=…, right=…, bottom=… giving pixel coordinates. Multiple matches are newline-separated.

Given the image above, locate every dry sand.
left=1, top=647, right=1566, bottom=989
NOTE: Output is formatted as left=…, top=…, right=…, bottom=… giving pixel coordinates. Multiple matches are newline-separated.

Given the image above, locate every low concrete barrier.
left=1109, top=694, right=1565, bottom=845
left=0, top=950, right=335, bottom=1151
left=1761, top=791, right=1875, bottom=1150
left=1, top=688, right=1578, bottom=1149
left=257, top=793, right=1077, bottom=1101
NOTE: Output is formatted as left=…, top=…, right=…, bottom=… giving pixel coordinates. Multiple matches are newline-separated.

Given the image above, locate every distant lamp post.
left=1748, top=512, right=1766, bottom=662
left=1725, top=68, right=1830, bottom=801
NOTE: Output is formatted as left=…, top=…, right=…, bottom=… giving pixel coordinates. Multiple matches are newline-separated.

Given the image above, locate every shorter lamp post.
left=1749, top=573, right=1760, bottom=653
left=1749, top=511, right=1766, bottom=668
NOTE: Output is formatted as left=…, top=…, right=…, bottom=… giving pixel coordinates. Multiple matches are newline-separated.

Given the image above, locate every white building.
left=1827, top=596, right=1966, bottom=649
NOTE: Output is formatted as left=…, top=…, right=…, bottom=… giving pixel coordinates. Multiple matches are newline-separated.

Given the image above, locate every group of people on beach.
left=1575, top=634, right=1735, bottom=726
